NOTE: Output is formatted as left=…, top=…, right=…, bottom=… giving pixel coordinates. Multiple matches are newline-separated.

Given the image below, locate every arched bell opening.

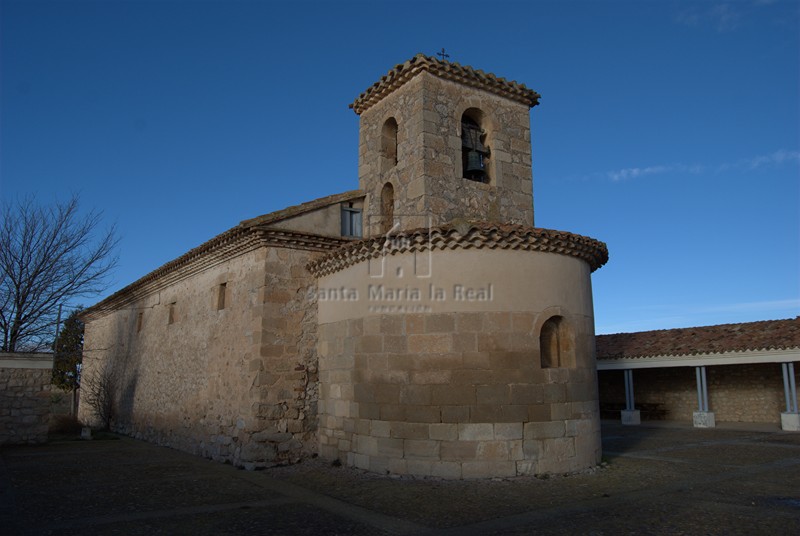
left=461, top=108, right=490, bottom=183
left=381, top=117, right=398, bottom=172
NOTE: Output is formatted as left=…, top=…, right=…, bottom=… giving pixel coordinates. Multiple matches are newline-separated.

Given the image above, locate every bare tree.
left=81, top=360, right=118, bottom=430
left=0, top=195, right=118, bottom=352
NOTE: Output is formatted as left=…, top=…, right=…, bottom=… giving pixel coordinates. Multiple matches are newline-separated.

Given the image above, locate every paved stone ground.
left=1, top=421, right=798, bottom=535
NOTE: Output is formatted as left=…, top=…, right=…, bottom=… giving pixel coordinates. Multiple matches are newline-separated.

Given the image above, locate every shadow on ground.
left=1, top=422, right=798, bottom=535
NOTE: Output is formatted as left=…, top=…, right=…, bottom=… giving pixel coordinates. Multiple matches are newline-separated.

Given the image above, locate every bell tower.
left=350, top=54, right=540, bottom=237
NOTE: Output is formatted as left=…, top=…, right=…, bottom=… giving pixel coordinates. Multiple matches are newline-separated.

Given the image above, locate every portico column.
left=692, top=365, right=715, bottom=428
left=780, top=362, right=799, bottom=431
left=620, top=369, right=640, bottom=425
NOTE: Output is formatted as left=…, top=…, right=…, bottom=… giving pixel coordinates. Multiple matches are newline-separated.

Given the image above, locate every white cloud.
left=607, top=165, right=670, bottom=182
left=709, top=3, right=742, bottom=32
left=602, top=150, right=797, bottom=183
left=675, top=2, right=743, bottom=33
left=742, top=149, right=800, bottom=170
left=605, top=163, right=706, bottom=182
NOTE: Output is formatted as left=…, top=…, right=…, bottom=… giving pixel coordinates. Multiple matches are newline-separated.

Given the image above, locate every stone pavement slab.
left=1, top=421, right=799, bottom=535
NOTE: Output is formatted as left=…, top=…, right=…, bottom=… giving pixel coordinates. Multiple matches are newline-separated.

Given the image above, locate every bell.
left=465, top=150, right=485, bottom=179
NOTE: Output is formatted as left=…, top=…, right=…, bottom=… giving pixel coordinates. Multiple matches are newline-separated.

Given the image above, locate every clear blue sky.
left=2, top=0, right=798, bottom=334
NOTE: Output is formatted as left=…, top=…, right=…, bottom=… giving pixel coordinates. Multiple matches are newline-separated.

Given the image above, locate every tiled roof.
left=241, top=190, right=364, bottom=228
left=596, top=317, right=800, bottom=359
left=350, top=54, right=541, bottom=115
left=308, top=222, right=608, bottom=277
left=81, top=192, right=359, bottom=321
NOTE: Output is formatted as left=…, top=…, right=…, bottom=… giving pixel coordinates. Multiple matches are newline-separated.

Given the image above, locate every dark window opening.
left=217, top=283, right=227, bottom=311
left=461, top=114, right=489, bottom=183
left=381, top=118, right=398, bottom=171
left=540, top=315, right=575, bottom=369
left=380, top=183, right=394, bottom=234
left=341, top=203, right=363, bottom=237
left=540, top=316, right=562, bottom=368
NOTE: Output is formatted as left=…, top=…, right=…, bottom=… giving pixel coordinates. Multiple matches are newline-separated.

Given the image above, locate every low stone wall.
left=0, top=353, right=54, bottom=445
left=598, top=363, right=798, bottom=424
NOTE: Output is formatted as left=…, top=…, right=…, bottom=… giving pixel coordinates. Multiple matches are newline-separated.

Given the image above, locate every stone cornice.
left=307, top=223, right=608, bottom=278
left=81, top=227, right=350, bottom=322
left=350, top=54, right=541, bottom=115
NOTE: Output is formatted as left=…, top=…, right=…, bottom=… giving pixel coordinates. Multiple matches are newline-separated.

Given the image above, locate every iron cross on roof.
left=436, top=48, right=450, bottom=61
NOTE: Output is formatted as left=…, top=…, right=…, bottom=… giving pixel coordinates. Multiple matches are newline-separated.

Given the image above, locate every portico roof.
left=596, top=317, right=800, bottom=370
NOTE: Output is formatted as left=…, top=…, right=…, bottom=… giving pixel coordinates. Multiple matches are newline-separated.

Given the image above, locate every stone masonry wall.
left=598, top=363, right=799, bottom=424
left=80, top=245, right=320, bottom=468
left=318, top=312, right=601, bottom=479
left=358, top=72, right=534, bottom=236
left=0, top=355, right=53, bottom=445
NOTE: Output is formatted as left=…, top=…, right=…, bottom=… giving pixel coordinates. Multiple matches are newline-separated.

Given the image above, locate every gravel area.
left=1, top=421, right=798, bottom=535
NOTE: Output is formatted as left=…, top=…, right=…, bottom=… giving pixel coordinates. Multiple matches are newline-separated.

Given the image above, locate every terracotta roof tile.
left=596, top=317, right=800, bottom=359
left=80, top=191, right=361, bottom=321
left=350, top=54, right=541, bottom=115
left=240, top=190, right=364, bottom=228
left=308, top=223, right=608, bottom=277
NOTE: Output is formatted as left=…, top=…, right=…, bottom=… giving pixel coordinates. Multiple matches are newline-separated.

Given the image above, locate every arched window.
left=461, top=109, right=489, bottom=183
left=540, top=316, right=573, bottom=368
left=380, top=182, right=394, bottom=234
left=381, top=117, right=398, bottom=171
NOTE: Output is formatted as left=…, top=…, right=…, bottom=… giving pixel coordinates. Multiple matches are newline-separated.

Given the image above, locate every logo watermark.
left=315, top=213, right=497, bottom=313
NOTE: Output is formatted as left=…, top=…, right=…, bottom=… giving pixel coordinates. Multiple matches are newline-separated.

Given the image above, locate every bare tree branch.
left=0, top=195, right=118, bottom=351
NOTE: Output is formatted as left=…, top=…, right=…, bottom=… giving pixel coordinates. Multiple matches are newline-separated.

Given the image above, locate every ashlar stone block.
left=431, top=461, right=462, bottom=479
left=462, top=461, right=516, bottom=479
left=494, top=422, right=523, bottom=441
left=458, top=423, right=494, bottom=441
left=404, top=439, right=440, bottom=458
left=524, top=421, right=565, bottom=440
left=429, top=423, right=458, bottom=441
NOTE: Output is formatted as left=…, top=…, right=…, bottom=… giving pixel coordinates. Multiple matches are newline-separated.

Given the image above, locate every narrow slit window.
left=136, top=312, right=143, bottom=333
left=540, top=317, right=560, bottom=368
left=217, top=283, right=227, bottom=310
left=380, top=182, right=394, bottom=234
left=168, top=302, right=176, bottom=324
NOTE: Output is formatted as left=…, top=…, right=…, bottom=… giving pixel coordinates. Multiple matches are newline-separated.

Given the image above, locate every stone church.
left=79, top=54, right=609, bottom=478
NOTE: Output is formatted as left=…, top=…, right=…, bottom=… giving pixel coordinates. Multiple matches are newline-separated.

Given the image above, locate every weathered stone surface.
left=0, top=355, right=53, bottom=445
left=251, top=431, right=292, bottom=443
left=79, top=246, right=322, bottom=467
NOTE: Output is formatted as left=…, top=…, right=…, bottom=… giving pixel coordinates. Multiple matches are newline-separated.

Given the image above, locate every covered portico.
left=595, top=318, right=800, bottom=431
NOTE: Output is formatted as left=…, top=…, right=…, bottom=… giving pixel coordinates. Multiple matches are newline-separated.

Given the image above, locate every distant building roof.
left=596, top=317, right=800, bottom=360
left=350, top=54, right=541, bottom=115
